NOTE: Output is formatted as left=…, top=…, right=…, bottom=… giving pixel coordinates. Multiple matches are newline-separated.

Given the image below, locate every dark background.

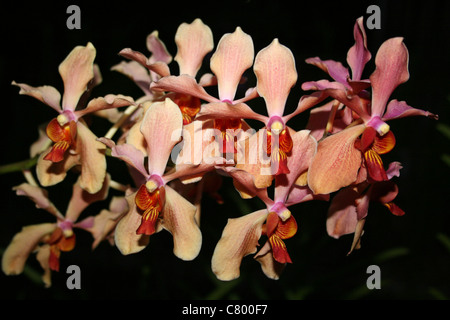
left=0, top=0, right=449, bottom=300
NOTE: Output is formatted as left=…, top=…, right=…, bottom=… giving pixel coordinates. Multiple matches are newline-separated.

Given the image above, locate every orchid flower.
left=2, top=176, right=110, bottom=287
left=98, top=98, right=225, bottom=260
left=305, top=17, right=371, bottom=139
left=117, top=18, right=214, bottom=125
left=195, top=39, right=326, bottom=185
left=326, top=161, right=404, bottom=255
left=306, top=37, right=438, bottom=195
left=212, top=130, right=328, bottom=280
left=150, top=26, right=259, bottom=154
left=12, top=43, right=135, bottom=193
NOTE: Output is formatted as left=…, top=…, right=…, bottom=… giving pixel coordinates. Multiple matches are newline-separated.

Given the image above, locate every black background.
left=0, top=0, right=449, bottom=301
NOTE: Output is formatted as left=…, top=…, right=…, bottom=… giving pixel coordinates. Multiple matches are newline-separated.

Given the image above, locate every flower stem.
left=104, top=104, right=140, bottom=139
left=0, top=156, right=38, bottom=175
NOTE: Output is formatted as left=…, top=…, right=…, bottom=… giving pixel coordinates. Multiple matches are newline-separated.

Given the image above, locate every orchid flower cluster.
left=2, top=17, right=438, bottom=287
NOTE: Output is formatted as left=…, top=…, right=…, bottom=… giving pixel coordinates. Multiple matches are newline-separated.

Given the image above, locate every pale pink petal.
left=12, top=183, right=63, bottom=220
left=98, top=137, right=149, bottom=179
left=305, top=57, right=350, bottom=87
left=114, top=192, right=152, bottom=255
left=386, top=161, right=402, bottom=180
left=274, top=130, right=317, bottom=203
left=111, top=60, right=152, bottom=96
left=286, top=185, right=329, bottom=206
left=382, top=99, right=438, bottom=121
left=2, top=223, right=56, bottom=276
left=75, top=94, right=135, bottom=119
left=326, top=186, right=359, bottom=238
left=346, top=17, right=371, bottom=81
left=308, top=124, right=365, bottom=195
left=174, top=18, right=214, bottom=76
left=211, top=209, right=268, bottom=281
left=254, top=39, right=297, bottom=117
left=76, top=121, right=107, bottom=194
left=369, top=38, right=410, bottom=118
left=11, top=81, right=62, bottom=113
left=210, top=27, right=254, bottom=102
left=65, top=174, right=110, bottom=222
left=59, top=42, right=96, bottom=111
left=140, top=98, right=183, bottom=176
left=282, top=91, right=329, bottom=123
left=146, top=30, right=173, bottom=65
left=160, top=185, right=202, bottom=261
left=150, top=74, right=218, bottom=102
left=195, top=102, right=267, bottom=123
left=119, top=48, right=171, bottom=78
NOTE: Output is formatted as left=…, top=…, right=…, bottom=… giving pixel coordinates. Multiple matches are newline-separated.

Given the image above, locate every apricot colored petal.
left=254, top=39, right=297, bottom=117
left=235, top=128, right=274, bottom=189
left=305, top=57, right=349, bottom=87
left=348, top=218, right=365, bottom=255
left=75, top=122, right=107, bottom=194
left=88, top=196, right=129, bottom=249
left=308, top=124, right=365, bottom=194
left=98, top=137, right=149, bottom=179
left=195, top=102, right=267, bottom=123
left=346, top=17, right=371, bottom=81
left=369, top=38, right=410, bottom=118
left=326, top=186, right=359, bottom=239
left=114, top=192, right=151, bottom=255
left=174, top=18, right=214, bottom=76
left=151, top=74, right=218, bottom=102
left=65, top=174, right=110, bottom=222
left=210, top=27, right=254, bottom=102
left=274, top=130, right=317, bottom=203
left=140, top=98, right=183, bottom=176
left=36, top=146, right=79, bottom=187
left=254, top=243, right=286, bottom=280
left=160, top=186, right=201, bottom=261
left=75, top=94, right=135, bottom=119
left=35, top=245, right=52, bottom=287
left=212, top=209, right=268, bottom=281
left=11, top=81, right=62, bottom=112
left=382, top=99, right=439, bottom=121
left=2, top=223, right=56, bottom=276
left=220, top=166, right=273, bottom=205
left=59, top=42, right=96, bottom=111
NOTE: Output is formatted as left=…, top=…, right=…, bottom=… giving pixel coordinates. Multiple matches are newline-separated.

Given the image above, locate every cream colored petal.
left=210, top=27, right=254, bottom=102
left=308, top=124, right=365, bottom=195
left=174, top=18, right=214, bottom=76
left=254, top=242, right=286, bottom=280
left=59, top=42, right=96, bottom=111
left=36, top=147, right=79, bottom=188
left=35, top=245, right=52, bottom=288
left=114, top=192, right=151, bottom=255
left=2, top=223, right=56, bottom=276
left=76, top=121, right=107, bottom=194
left=211, top=209, right=267, bottom=281
left=161, top=186, right=201, bottom=261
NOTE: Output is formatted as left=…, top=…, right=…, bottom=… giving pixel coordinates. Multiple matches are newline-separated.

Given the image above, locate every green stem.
left=0, top=156, right=39, bottom=175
